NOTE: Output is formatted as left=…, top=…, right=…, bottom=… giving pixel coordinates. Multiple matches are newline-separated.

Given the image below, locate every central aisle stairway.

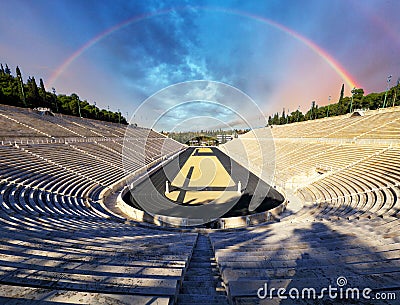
left=177, top=233, right=229, bottom=305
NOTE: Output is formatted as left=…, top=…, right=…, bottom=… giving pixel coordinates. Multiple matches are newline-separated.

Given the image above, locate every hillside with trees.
left=268, top=81, right=400, bottom=126
left=0, top=63, right=127, bottom=124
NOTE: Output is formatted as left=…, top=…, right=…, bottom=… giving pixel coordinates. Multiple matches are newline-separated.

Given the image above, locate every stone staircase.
left=177, top=233, right=229, bottom=305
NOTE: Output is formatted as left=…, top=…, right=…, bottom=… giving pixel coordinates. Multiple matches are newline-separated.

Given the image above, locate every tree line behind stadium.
left=1, top=62, right=399, bottom=129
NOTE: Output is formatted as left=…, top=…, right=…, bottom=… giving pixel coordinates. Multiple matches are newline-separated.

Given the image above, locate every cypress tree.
left=311, top=101, right=316, bottom=120
left=16, top=66, right=26, bottom=106
left=39, top=78, right=47, bottom=107
left=16, top=66, right=21, bottom=78
left=4, top=64, right=11, bottom=75
left=26, top=76, right=41, bottom=107
left=339, top=83, right=344, bottom=101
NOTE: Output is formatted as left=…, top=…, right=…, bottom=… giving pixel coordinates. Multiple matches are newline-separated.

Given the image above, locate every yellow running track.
left=165, top=148, right=239, bottom=205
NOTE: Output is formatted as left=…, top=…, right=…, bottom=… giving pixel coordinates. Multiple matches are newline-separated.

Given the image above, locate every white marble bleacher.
left=4, top=101, right=400, bottom=304
left=0, top=105, right=190, bottom=303
left=296, top=146, right=400, bottom=220
left=0, top=208, right=197, bottom=304
left=217, top=107, right=400, bottom=304
left=209, top=215, right=400, bottom=304
left=21, top=144, right=125, bottom=186
left=270, top=114, right=352, bottom=139
left=0, top=105, right=91, bottom=140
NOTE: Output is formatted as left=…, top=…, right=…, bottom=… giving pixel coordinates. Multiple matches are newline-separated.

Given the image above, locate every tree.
left=360, top=92, right=383, bottom=110
left=15, top=66, right=26, bottom=106
left=337, top=97, right=350, bottom=114
left=0, top=63, right=127, bottom=124
left=272, top=112, right=279, bottom=125
left=0, top=66, right=22, bottom=106
left=280, top=108, right=286, bottom=125
left=4, top=64, right=11, bottom=75
left=353, top=88, right=364, bottom=99
left=26, top=76, right=41, bottom=107
left=351, top=88, right=365, bottom=110
left=394, top=78, right=400, bottom=107
left=57, top=94, right=70, bottom=114
left=314, top=104, right=326, bottom=119
left=16, top=66, right=21, bottom=78
left=0, top=85, right=4, bottom=101
left=70, top=93, right=82, bottom=117
left=310, top=101, right=316, bottom=120
left=294, top=109, right=305, bottom=122
left=51, top=87, right=58, bottom=112
left=39, top=78, right=47, bottom=107
left=339, top=83, right=344, bottom=102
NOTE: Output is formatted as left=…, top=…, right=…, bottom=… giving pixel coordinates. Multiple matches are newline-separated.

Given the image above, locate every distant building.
left=217, top=134, right=235, bottom=144
left=33, top=107, right=54, bottom=116
left=187, top=137, right=217, bottom=146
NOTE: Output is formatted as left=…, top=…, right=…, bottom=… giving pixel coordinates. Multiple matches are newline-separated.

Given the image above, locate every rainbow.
left=48, top=9, right=172, bottom=86
left=225, top=8, right=359, bottom=89
left=48, top=6, right=360, bottom=89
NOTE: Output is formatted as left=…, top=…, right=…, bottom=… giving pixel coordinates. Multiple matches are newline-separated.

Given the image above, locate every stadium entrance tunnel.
left=119, top=147, right=285, bottom=229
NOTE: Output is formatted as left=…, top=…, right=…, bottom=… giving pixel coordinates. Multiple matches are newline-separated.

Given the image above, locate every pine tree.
left=0, top=64, right=4, bottom=74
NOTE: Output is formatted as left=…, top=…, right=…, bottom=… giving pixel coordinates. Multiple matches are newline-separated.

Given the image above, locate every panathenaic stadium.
left=0, top=103, right=399, bottom=304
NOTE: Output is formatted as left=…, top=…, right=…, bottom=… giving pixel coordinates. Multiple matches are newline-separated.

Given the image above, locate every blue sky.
left=1, top=0, right=399, bottom=131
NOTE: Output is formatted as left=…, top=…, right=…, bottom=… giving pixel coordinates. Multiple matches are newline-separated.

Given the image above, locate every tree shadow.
left=210, top=206, right=400, bottom=305
left=0, top=208, right=197, bottom=303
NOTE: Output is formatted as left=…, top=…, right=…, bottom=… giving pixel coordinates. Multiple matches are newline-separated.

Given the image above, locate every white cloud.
left=130, top=80, right=265, bottom=131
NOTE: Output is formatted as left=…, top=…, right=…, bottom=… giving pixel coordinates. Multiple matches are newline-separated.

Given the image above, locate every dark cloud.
left=97, top=4, right=203, bottom=94
left=3, top=0, right=400, bottom=122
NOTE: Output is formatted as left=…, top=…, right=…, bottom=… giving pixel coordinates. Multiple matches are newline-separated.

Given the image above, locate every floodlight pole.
left=382, top=75, right=392, bottom=108
left=118, top=108, right=121, bottom=124
left=350, top=87, right=356, bottom=113
left=311, top=101, right=315, bottom=120
left=18, top=75, right=26, bottom=107
left=77, top=99, right=82, bottom=118
left=297, top=106, right=300, bottom=122
left=394, top=79, right=400, bottom=107
left=52, top=87, right=58, bottom=112
left=326, top=96, right=331, bottom=117
left=94, top=102, right=97, bottom=118
left=286, top=108, right=289, bottom=124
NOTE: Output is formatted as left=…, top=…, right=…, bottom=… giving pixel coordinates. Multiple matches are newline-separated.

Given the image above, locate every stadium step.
left=177, top=233, right=229, bottom=305
left=0, top=284, right=173, bottom=305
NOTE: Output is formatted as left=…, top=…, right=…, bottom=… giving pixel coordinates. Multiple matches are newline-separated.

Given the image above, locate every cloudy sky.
left=1, top=0, right=399, bottom=131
